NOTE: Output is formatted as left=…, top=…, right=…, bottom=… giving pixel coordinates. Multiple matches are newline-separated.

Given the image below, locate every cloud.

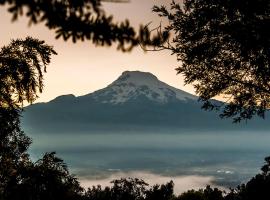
left=79, top=171, right=224, bottom=195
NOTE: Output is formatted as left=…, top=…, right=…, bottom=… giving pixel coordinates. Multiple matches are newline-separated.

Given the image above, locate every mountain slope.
left=88, top=71, right=197, bottom=104
left=22, top=71, right=270, bottom=133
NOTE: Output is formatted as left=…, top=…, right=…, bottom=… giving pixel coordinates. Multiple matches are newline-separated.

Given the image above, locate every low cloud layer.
left=79, top=171, right=223, bottom=195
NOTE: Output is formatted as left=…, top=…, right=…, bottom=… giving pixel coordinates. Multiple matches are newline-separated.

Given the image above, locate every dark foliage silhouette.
left=0, top=107, right=31, bottom=198
left=84, top=178, right=174, bottom=200
left=173, top=156, right=270, bottom=200
left=4, top=152, right=83, bottom=200
left=145, top=180, right=174, bottom=200
left=176, top=186, right=223, bottom=200
left=0, top=37, right=57, bottom=199
left=0, top=37, right=84, bottom=200
left=153, top=0, right=270, bottom=122
left=0, top=0, right=166, bottom=51
left=226, top=156, right=270, bottom=200
left=0, top=37, right=57, bottom=108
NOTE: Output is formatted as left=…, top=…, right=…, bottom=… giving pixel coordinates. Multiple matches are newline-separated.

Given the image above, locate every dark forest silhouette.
left=1, top=0, right=270, bottom=199
left=0, top=0, right=165, bottom=52
left=152, top=0, right=270, bottom=122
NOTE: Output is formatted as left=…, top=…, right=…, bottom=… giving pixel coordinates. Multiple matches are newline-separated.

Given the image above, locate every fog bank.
left=79, top=171, right=224, bottom=195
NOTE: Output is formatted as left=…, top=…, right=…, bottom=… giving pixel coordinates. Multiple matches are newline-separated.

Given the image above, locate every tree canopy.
left=4, top=152, right=83, bottom=200
left=0, top=37, right=57, bottom=108
left=0, top=0, right=164, bottom=52
left=0, top=37, right=57, bottom=199
left=153, top=0, right=270, bottom=122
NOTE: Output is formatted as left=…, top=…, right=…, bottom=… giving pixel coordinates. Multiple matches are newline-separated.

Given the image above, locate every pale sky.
left=0, top=0, right=195, bottom=103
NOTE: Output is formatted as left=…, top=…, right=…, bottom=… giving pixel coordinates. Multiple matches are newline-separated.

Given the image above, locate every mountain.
left=89, top=71, right=197, bottom=104
left=22, top=71, right=270, bottom=133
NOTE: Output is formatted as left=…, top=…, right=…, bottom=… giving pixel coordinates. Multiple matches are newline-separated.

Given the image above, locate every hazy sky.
left=0, top=0, right=194, bottom=103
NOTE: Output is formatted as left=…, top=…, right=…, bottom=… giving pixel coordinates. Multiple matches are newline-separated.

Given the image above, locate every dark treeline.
left=1, top=156, right=270, bottom=200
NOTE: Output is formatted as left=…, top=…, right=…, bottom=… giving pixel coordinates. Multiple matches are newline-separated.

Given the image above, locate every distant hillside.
left=22, top=71, right=270, bottom=133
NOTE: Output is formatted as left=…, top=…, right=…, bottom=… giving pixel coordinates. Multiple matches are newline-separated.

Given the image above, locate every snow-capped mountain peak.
left=113, top=71, right=160, bottom=87
left=89, top=71, right=197, bottom=104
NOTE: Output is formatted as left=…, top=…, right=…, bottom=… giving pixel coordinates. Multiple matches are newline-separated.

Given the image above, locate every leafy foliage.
left=172, top=157, right=270, bottom=200
left=4, top=152, right=83, bottom=200
left=145, top=181, right=174, bottom=200
left=85, top=178, right=174, bottom=200
left=0, top=0, right=166, bottom=52
left=0, top=107, right=31, bottom=196
left=176, top=186, right=223, bottom=200
left=153, top=0, right=270, bottom=122
left=0, top=37, right=56, bottom=199
left=227, top=156, right=270, bottom=200
left=0, top=37, right=57, bottom=108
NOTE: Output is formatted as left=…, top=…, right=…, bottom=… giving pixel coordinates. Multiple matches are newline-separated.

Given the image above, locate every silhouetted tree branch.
left=0, top=0, right=163, bottom=52
left=0, top=37, right=57, bottom=108
left=153, top=0, right=270, bottom=122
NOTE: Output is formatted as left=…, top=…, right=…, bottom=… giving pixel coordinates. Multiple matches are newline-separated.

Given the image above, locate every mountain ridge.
left=22, top=70, right=270, bottom=133
left=64, top=71, right=197, bottom=104
left=45, top=71, right=196, bottom=105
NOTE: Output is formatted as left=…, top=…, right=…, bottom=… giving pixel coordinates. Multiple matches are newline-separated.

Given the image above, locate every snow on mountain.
left=87, top=71, right=197, bottom=104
